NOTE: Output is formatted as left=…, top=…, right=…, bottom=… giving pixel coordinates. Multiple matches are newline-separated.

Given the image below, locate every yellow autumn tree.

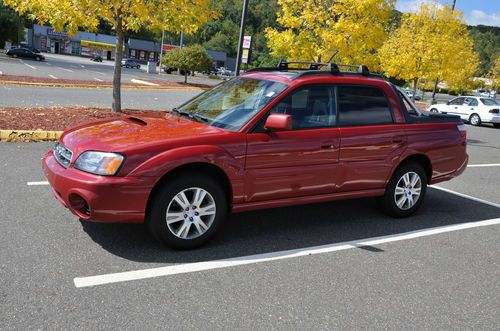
left=265, top=0, right=395, bottom=70
left=379, top=2, right=479, bottom=100
left=4, top=0, right=217, bottom=112
left=487, top=56, right=499, bottom=97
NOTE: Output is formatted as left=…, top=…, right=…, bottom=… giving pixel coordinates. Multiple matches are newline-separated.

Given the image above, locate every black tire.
left=13, top=54, right=18, bottom=58
left=147, top=173, right=228, bottom=249
left=493, top=123, right=500, bottom=128
left=469, top=113, right=481, bottom=126
left=430, top=108, right=438, bottom=113
left=36, top=56, right=41, bottom=61
left=136, top=65, right=140, bottom=69
left=379, top=162, right=427, bottom=218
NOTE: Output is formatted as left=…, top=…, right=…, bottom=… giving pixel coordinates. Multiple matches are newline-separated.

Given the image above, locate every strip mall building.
left=27, top=24, right=234, bottom=69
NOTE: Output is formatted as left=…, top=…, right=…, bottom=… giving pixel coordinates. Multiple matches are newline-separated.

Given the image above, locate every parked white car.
left=427, top=96, right=500, bottom=127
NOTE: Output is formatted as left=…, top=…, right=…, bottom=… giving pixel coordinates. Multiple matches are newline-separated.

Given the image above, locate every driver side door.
left=244, top=85, right=340, bottom=202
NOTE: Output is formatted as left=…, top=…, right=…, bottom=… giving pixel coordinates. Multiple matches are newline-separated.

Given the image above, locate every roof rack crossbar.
left=245, top=61, right=372, bottom=78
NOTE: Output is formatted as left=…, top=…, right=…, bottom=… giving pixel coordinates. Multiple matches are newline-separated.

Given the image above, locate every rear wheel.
left=379, top=162, right=427, bottom=218
left=469, top=113, right=481, bottom=126
left=147, top=173, right=228, bottom=249
left=430, top=108, right=438, bottom=113
left=13, top=54, right=18, bottom=58
left=35, top=56, right=41, bottom=61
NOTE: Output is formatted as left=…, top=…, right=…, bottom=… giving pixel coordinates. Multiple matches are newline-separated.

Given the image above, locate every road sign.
left=243, top=36, right=252, bottom=49
left=242, top=49, right=250, bottom=64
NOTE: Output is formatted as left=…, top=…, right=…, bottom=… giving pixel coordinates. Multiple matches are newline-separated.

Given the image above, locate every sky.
left=395, top=0, right=500, bottom=27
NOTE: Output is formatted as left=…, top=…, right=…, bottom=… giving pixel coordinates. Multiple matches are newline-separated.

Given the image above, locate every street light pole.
left=235, top=0, right=249, bottom=76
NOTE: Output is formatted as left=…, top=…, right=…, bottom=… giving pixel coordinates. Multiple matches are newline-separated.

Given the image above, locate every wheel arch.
left=389, top=153, right=432, bottom=185
left=145, top=162, right=233, bottom=218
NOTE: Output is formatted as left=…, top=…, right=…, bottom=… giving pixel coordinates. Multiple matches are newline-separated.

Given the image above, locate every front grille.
left=53, top=142, right=73, bottom=168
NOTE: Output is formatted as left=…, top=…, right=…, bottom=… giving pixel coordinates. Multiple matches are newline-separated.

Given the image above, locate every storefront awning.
left=80, top=40, right=116, bottom=51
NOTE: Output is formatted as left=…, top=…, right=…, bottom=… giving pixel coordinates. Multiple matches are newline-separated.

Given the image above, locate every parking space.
left=0, top=123, right=499, bottom=329
left=0, top=53, right=220, bottom=86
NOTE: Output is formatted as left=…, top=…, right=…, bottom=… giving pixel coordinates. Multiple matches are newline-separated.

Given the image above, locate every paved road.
left=0, top=85, right=201, bottom=110
left=0, top=52, right=221, bottom=86
left=0, top=125, right=499, bottom=329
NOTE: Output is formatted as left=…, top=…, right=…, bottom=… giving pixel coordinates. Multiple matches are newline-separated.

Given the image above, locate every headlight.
left=74, top=151, right=124, bottom=176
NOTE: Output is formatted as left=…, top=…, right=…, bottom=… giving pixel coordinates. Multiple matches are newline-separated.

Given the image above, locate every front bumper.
left=42, top=151, right=156, bottom=223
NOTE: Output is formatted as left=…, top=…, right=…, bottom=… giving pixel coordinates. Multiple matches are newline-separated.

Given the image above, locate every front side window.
left=449, top=97, right=465, bottom=105
left=338, top=85, right=393, bottom=126
left=268, top=86, right=336, bottom=130
left=177, top=77, right=288, bottom=131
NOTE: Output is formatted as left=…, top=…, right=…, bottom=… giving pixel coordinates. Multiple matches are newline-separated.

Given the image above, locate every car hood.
left=61, top=114, right=224, bottom=156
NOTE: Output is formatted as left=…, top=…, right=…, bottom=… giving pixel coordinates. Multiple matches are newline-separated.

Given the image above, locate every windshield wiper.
left=192, top=113, right=209, bottom=123
left=170, top=108, right=209, bottom=124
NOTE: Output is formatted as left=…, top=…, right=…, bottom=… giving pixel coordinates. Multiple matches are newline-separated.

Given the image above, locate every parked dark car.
left=90, top=54, right=103, bottom=62
left=6, top=48, right=45, bottom=61
left=163, top=67, right=191, bottom=75
left=121, top=59, right=141, bottom=69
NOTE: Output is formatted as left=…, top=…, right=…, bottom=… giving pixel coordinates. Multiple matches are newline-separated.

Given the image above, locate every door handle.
left=321, top=143, right=335, bottom=149
left=392, top=137, right=404, bottom=144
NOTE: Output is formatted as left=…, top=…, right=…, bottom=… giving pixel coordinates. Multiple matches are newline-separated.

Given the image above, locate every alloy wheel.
left=394, top=171, right=422, bottom=210
left=165, top=187, right=216, bottom=240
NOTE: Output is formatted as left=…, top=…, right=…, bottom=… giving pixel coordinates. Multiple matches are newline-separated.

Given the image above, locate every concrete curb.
left=0, top=80, right=205, bottom=90
left=0, top=129, right=63, bottom=142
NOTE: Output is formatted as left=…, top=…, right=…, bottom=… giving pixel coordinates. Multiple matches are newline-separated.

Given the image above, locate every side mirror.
left=264, top=114, right=292, bottom=131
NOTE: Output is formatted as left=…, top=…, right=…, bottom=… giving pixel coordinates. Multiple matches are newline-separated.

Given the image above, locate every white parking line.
left=467, top=163, right=500, bottom=168
left=430, top=185, right=500, bottom=208
left=85, top=69, right=105, bottom=76
left=73, top=217, right=500, bottom=288
left=23, top=62, right=37, bottom=69
left=93, top=78, right=103, bottom=82
left=49, top=74, right=57, bottom=79
left=27, top=181, right=49, bottom=186
left=57, top=67, right=74, bottom=72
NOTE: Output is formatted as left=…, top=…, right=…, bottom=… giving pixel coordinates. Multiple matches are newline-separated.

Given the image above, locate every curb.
left=0, top=129, right=63, bottom=142
left=0, top=80, right=205, bottom=90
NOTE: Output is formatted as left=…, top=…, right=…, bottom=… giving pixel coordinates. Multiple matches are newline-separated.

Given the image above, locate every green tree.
left=4, top=0, right=217, bottom=112
left=0, top=0, right=19, bottom=48
left=162, top=44, right=213, bottom=83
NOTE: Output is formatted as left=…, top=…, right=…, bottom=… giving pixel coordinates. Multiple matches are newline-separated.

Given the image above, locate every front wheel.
left=430, top=108, right=438, bottom=113
left=469, top=113, right=481, bottom=126
left=147, top=173, right=228, bottom=249
left=379, top=162, right=427, bottom=218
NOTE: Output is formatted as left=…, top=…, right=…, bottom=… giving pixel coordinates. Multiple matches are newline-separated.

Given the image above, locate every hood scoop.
left=126, top=117, right=148, bottom=126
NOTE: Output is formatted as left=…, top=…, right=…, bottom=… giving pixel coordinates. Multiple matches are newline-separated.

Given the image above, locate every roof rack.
left=246, top=61, right=376, bottom=79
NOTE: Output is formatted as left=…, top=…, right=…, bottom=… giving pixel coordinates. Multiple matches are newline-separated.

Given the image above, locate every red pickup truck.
left=42, top=62, right=468, bottom=249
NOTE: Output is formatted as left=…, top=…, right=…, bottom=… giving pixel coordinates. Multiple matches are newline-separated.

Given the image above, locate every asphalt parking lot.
left=1, top=125, right=499, bottom=329
left=0, top=52, right=219, bottom=86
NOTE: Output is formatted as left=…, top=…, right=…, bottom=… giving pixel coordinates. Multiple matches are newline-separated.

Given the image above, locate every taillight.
left=457, top=123, right=467, bottom=140
left=488, top=109, right=499, bottom=114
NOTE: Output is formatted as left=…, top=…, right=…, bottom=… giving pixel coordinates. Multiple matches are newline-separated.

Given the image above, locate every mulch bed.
left=0, top=107, right=167, bottom=131
left=0, top=74, right=210, bottom=89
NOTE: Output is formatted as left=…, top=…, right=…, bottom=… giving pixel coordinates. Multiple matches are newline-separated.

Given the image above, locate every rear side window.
left=338, top=86, right=393, bottom=126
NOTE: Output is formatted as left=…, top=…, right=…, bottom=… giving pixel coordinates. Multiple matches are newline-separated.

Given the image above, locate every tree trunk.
left=112, top=12, right=124, bottom=113
left=412, top=78, right=418, bottom=103
left=184, top=72, right=188, bottom=84
left=431, top=77, right=439, bottom=104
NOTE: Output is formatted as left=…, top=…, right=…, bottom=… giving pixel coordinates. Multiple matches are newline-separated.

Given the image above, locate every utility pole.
left=235, top=0, right=249, bottom=76
left=159, top=29, right=165, bottom=75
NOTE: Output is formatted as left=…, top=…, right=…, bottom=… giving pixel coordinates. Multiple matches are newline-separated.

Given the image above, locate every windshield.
left=480, top=98, right=499, bottom=106
left=176, top=77, right=289, bottom=131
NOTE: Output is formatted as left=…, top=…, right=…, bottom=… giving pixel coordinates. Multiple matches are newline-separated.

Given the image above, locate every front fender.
left=127, top=145, right=244, bottom=180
